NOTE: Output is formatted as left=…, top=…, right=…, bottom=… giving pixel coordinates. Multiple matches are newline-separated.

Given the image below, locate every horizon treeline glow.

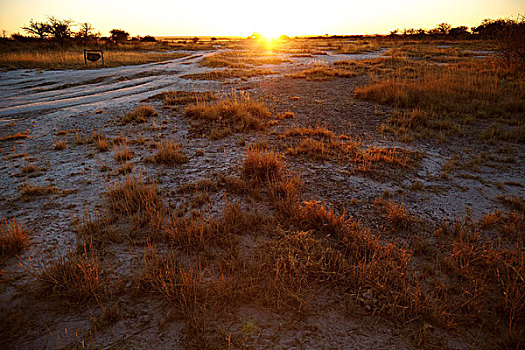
left=0, top=0, right=523, bottom=37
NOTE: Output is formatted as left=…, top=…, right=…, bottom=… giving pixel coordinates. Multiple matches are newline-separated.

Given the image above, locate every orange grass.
left=0, top=218, right=28, bottom=259
left=0, top=50, right=189, bottom=70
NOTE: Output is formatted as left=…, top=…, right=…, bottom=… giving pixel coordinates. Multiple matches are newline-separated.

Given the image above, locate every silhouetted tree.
left=22, top=19, right=51, bottom=39
left=77, top=22, right=94, bottom=38
left=389, top=29, right=399, bottom=37
left=472, top=19, right=507, bottom=38
left=495, top=16, right=525, bottom=66
left=140, top=35, right=157, bottom=42
left=110, top=29, right=129, bottom=42
left=448, top=26, right=470, bottom=38
left=47, top=17, right=73, bottom=40
left=434, top=23, right=452, bottom=35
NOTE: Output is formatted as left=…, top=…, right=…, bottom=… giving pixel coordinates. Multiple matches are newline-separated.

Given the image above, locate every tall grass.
left=355, top=59, right=525, bottom=122
left=0, top=49, right=189, bottom=70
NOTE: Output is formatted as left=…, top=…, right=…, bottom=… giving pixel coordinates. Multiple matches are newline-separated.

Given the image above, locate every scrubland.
left=0, top=34, right=524, bottom=349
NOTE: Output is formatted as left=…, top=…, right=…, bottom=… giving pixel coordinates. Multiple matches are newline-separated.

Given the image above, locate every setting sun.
left=1, top=0, right=523, bottom=36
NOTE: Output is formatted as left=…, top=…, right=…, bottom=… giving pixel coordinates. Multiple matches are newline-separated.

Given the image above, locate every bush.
left=496, top=16, right=525, bottom=66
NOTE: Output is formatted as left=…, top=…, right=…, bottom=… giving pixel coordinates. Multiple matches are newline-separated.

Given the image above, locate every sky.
left=0, top=0, right=523, bottom=37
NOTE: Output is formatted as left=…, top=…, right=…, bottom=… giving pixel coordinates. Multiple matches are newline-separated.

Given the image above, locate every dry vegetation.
left=184, top=94, right=272, bottom=139
left=0, top=47, right=190, bottom=70
left=146, top=140, right=189, bottom=165
left=181, top=68, right=275, bottom=81
left=1, top=33, right=524, bottom=349
left=289, top=63, right=359, bottom=81
left=0, top=219, right=28, bottom=260
left=119, top=104, right=158, bottom=124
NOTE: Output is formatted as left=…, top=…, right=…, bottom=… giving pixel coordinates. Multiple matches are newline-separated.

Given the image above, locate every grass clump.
left=148, top=90, right=217, bottom=108
left=119, top=104, right=158, bottom=124
left=95, top=136, right=109, bottom=152
left=184, top=94, right=272, bottom=138
left=287, top=135, right=413, bottom=172
left=0, top=131, right=29, bottom=142
left=0, top=219, right=28, bottom=260
left=181, top=68, right=275, bottom=81
left=146, top=140, right=189, bottom=165
left=136, top=245, right=206, bottom=315
left=114, top=144, right=133, bottom=162
left=18, top=184, right=58, bottom=201
left=289, top=64, right=358, bottom=81
left=105, top=174, right=164, bottom=218
left=36, top=244, right=103, bottom=302
left=54, top=140, right=67, bottom=150
left=241, top=146, right=284, bottom=184
left=104, top=174, right=165, bottom=239
left=281, top=126, right=339, bottom=139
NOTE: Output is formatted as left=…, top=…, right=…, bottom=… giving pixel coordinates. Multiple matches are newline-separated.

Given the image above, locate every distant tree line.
left=388, top=16, right=524, bottom=65
left=10, top=16, right=157, bottom=44
left=387, top=17, right=523, bottom=40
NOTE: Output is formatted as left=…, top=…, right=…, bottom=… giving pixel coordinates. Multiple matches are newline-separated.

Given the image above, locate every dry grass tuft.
left=146, top=140, right=189, bottom=165
left=181, top=68, right=275, bottom=81
left=289, top=64, right=359, bottom=81
left=270, top=173, right=302, bottom=217
left=36, top=243, right=103, bottom=302
left=498, top=195, right=525, bottom=213
left=242, top=146, right=284, bottom=184
left=95, top=137, right=109, bottom=152
left=297, top=201, right=348, bottom=236
left=21, top=163, right=38, bottom=175
left=18, top=184, right=58, bottom=201
left=105, top=174, right=165, bottom=239
left=287, top=135, right=413, bottom=172
left=105, top=174, right=163, bottom=216
left=54, top=140, right=67, bottom=150
left=117, top=162, right=133, bottom=175
left=0, top=219, right=28, bottom=259
left=385, top=198, right=415, bottom=229
left=0, top=131, right=29, bottom=142
left=184, top=95, right=272, bottom=137
left=119, top=104, right=158, bottom=124
left=281, top=126, right=338, bottom=139
left=275, top=111, right=295, bottom=119
left=148, top=90, right=217, bottom=107
left=137, top=244, right=206, bottom=315
left=114, top=144, right=133, bottom=162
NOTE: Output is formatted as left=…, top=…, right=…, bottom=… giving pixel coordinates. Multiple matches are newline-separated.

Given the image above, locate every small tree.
left=47, top=17, right=73, bottom=40
left=110, top=29, right=129, bottom=43
left=140, top=35, right=157, bottom=42
left=435, top=22, right=452, bottom=35
left=472, top=19, right=507, bottom=38
left=496, top=16, right=525, bottom=66
left=448, top=26, right=470, bottom=38
left=22, top=19, right=51, bottom=39
left=77, top=22, right=94, bottom=38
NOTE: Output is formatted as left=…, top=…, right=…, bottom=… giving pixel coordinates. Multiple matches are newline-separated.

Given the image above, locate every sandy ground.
left=0, top=45, right=523, bottom=349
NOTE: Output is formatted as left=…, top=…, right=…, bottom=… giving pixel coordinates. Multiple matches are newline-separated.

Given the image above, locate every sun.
left=259, top=29, right=281, bottom=40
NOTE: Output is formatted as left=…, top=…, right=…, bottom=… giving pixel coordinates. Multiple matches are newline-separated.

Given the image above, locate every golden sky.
left=0, top=0, right=523, bottom=37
